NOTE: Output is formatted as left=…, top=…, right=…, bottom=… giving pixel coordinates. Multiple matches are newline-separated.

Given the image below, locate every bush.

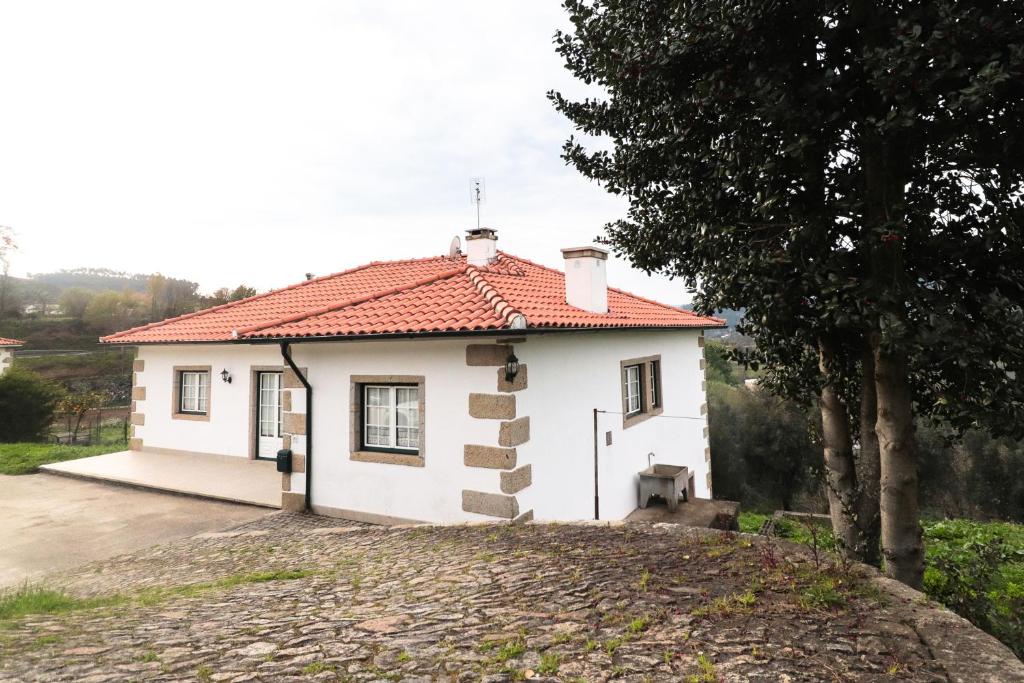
left=708, top=381, right=821, bottom=510
left=0, top=369, right=60, bottom=442
left=923, top=519, right=1024, bottom=658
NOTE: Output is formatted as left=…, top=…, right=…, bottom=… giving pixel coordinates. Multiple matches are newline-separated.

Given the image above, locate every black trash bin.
left=276, top=449, right=293, bottom=473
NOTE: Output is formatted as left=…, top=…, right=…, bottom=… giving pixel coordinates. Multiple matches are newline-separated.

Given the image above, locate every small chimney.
left=465, top=227, right=498, bottom=267
left=561, top=246, right=609, bottom=313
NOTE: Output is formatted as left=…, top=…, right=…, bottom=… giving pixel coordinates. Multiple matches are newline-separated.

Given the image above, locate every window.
left=624, top=364, right=642, bottom=415
left=178, top=370, right=209, bottom=414
left=620, top=355, right=663, bottom=428
left=649, top=360, right=661, bottom=409
left=363, top=384, right=420, bottom=453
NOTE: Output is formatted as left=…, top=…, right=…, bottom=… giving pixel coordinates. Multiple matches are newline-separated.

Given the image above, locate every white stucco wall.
left=134, top=344, right=285, bottom=457
left=132, top=329, right=710, bottom=523
left=0, top=348, right=13, bottom=375
left=515, top=329, right=709, bottom=522
left=288, top=339, right=514, bottom=523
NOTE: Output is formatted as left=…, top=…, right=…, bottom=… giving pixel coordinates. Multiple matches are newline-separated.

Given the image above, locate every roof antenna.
left=470, top=177, right=485, bottom=230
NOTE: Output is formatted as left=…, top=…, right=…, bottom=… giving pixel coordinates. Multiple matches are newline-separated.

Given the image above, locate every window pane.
left=180, top=371, right=208, bottom=413
left=397, top=427, right=419, bottom=448
left=396, top=387, right=418, bottom=427
left=364, top=386, right=393, bottom=447
left=650, top=361, right=660, bottom=407
left=625, top=365, right=641, bottom=413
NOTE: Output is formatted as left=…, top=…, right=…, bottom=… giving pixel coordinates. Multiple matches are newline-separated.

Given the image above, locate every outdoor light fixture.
left=220, top=369, right=232, bottom=384
left=504, top=352, right=519, bottom=383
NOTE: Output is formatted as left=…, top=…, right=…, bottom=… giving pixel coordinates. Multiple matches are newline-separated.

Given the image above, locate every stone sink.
left=638, top=464, right=689, bottom=512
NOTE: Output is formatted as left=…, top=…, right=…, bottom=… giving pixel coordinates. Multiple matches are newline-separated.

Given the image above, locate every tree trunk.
left=818, top=338, right=866, bottom=561
left=857, top=347, right=882, bottom=567
left=873, top=340, right=924, bottom=588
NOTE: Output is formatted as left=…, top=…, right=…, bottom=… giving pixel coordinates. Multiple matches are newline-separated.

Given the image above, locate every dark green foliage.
left=0, top=369, right=60, bottom=442
left=917, top=424, right=1024, bottom=522
left=708, top=381, right=821, bottom=510
left=923, top=520, right=1024, bottom=658
left=552, top=0, right=1024, bottom=434
left=551, top=0, right=1024, bottom=434
left=0, top=317, right=100, bottom=350
left=704, top=342, right=737, bottom=386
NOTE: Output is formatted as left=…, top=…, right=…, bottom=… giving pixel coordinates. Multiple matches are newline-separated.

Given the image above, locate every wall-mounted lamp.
left=220, top=369, right=232, bottom=384
left=504, top=352, right=519, bottom=383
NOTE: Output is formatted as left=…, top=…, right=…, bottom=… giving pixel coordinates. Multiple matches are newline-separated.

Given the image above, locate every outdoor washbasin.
left=638, top=464, right=689, bottom=512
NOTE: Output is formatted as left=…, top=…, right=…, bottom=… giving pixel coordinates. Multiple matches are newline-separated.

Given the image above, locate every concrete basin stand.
left=638, top=464, right=689, bottom=512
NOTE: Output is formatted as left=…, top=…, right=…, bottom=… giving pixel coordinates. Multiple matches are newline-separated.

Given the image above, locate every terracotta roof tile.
left=0, top=337, right=23, bottom=346
left=101, top=251, right=723, bottom=344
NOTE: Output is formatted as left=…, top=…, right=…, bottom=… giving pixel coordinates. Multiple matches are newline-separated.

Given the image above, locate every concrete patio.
left=40, top=450, right=281, bottom=508
left=626, top=496, right=741, bottom=529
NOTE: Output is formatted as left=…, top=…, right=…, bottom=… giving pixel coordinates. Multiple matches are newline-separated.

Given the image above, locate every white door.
left=257, top=372, right=283, bottom=459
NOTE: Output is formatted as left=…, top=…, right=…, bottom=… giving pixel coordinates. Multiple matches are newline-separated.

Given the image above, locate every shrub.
left=708, top=381, right=821, bottom=510
left=923, top=519, right=1024, bottom=658
left=0, top=369, right=60, bottom=442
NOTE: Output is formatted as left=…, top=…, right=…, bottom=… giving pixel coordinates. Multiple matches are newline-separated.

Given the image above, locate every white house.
left=102, top=231, right=723, bottom=524
left=0, top=338, right=22, bottom=375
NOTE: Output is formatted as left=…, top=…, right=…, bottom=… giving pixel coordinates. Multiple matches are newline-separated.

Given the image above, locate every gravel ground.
left=1, top=518, right=1021, bottom=682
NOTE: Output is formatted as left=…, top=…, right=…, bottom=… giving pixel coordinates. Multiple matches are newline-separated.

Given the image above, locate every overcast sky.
left=0, top=1, right=691, bottom=304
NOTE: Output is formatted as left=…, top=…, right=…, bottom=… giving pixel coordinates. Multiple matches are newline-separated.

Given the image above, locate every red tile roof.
left=101, top=252, right=723, bottom=344
left=0, top=337, right=23, bottom=347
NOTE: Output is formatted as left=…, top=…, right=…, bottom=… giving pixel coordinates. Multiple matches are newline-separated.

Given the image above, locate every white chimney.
left=465, top=228, right=498, bottom=267
left=561, top=246, right=609, bottom=313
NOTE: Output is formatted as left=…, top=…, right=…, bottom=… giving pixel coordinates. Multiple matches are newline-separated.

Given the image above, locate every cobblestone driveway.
left=1, top=514, right=1021, bottom=682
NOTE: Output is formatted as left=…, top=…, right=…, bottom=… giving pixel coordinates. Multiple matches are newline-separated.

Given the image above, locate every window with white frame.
left=621, top=355, right=663, bottom=428
left=624, top=364, right=642, bottom=415
left=178, top=370, right=209, bottom=414
left=362, top=384, right=420, bottom=453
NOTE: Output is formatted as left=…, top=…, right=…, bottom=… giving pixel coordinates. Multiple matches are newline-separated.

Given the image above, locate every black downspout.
left=280, top=342, right=312, bottom=512
left=593, top=408, right=600, bottom=520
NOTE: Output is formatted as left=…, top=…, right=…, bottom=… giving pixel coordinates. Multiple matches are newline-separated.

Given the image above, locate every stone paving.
left=1, top=518, right=1021, bottom=682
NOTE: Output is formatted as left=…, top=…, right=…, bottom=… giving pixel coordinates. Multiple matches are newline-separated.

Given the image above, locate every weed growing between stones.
left=686, top=653, right=717, bottom=682
left=537, top=652, right=560, bottom=675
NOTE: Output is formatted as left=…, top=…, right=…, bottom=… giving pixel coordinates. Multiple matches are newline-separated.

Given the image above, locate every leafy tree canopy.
left=551, top=0, right=1024, bottom=436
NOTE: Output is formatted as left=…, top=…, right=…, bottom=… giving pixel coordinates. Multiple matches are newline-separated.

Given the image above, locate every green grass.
left=686, top=653, right=717, bottom=682
left=0, top=439, right=125, bottom=475
left=0, top=586, right=125, bottom=621
left=0, top=570, right=316, bottom=626
left=493, top=639, right=526, bottom=663
left=537, top=652, right=560, bottom=675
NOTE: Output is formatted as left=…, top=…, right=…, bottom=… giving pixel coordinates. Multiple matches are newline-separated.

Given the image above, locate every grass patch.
left=691, top=590, right=757, bottom=619
left=0, top=440, right=125, bottom=475
left=686, top=653, right=717, bottom=682
left=800, top=577, right=847, bottom=609
left=0, top=586, right=124, bottom=621
left=537, top=652, right=559, bottom=675
left=493, top=638, right=526, bottom=663
left=626, top=615, right=649, bottom=635
left=302, top=661, right=336, bottom=674
left=0, top=570, right=315, bottom=626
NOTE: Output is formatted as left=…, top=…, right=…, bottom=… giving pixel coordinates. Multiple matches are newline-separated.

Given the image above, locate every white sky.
left=0, top=1, right=692, bottom=304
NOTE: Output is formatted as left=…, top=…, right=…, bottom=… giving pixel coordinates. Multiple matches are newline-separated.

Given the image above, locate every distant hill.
left=681, top=305, right=751, bottom=345
left=28, top=268, right=154, bottom=294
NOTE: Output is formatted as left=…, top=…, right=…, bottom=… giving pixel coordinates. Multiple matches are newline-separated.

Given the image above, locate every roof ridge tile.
left=465, top=262, right=527, bottom=329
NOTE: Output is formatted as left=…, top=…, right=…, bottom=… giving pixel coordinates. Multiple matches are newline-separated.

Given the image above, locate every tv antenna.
left=470, top=177, right=486, bottom=230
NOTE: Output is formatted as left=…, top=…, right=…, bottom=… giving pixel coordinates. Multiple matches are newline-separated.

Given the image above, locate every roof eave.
left=101, top=323, right=721, bottom=346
